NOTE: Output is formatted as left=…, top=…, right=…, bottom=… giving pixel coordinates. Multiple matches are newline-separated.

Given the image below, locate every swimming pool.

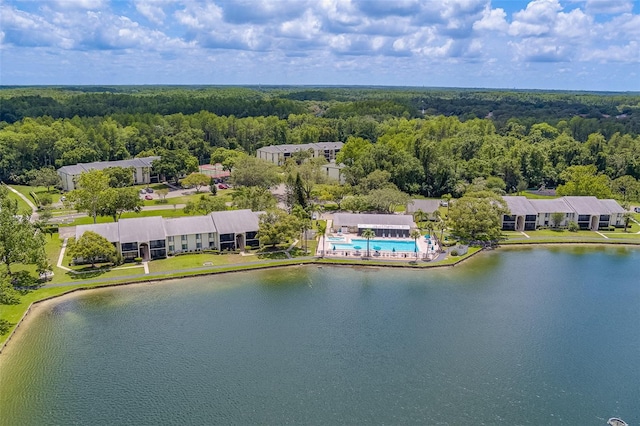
left=331, top=239, right=419, bottom=252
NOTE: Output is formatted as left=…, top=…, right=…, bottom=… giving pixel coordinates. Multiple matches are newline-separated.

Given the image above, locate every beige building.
left=257, top=142, right=343, bottom=166
left=57, top=156, right=160, bottom=191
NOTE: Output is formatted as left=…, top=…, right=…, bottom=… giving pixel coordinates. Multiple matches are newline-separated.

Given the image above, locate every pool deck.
left=317, top=232, right=440, bottom=261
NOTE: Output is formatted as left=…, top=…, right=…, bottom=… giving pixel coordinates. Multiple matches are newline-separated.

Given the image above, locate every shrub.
left=568, top=221, right=579, bottom=232
left=134, top=257, right=143, bottom=264
left=450, top=249, right=459, bottom=256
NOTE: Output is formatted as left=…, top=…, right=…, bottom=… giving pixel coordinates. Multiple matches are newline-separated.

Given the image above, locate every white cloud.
left=585, top=0, right=633, bottom=15
left=473, top=7, right=508, bottom=32
left=582, top=41, right=639, bottom=62
left=510, top=37, right=571, bottom=62
left=50, top=0, right=106, bottom=10
left=135, top=1, right=166, bottom=25
left=509, top=0, right=562, bottom=37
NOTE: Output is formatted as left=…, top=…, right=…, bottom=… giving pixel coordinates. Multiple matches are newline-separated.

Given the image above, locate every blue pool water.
left=331, top=239, right=418, bottom=252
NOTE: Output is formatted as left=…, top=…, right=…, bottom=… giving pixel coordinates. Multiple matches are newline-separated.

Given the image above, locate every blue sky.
left=1, top=0, right=639, bottom=90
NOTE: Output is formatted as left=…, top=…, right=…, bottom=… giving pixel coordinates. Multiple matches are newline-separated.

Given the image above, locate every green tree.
left=367, top=186, right=410, bottom=214
left=258, top=210, right=298, bottom=248
left=316, top=220, right=327, bottom=256
left=622, top=212, right=633, bottom=232
left=67, top=169, right=110, bottom=223
left=612, top=175, right=639, bottom=202
left=209, top=178, right=217, bottom=195
left=0, top=274, right=21, bottom=305
left=341, top=195, right=370, bottom=213
left=153, top=149, right=198, bottom=183
left=556, top=165, right=612, bottom=199
left=550, top=212, right=564, bottom=229
left=181, top=172, right=211, bottom=193
left=361, top=228, right=376, bottom=258
left=318, top=184, right=351, bottom=210
left=98, top=187, right=144, bottom=222
left=410, top=229, right=422, bottom=258
left=232, top=186, right=277, bottom=211
left=0, top=187, right=47, bottom=275
left=448, top=191, right=508, bottom=242
left=230, top=156, right=280, bottom=188
left=156, top=188, right=169, bottom=203
left=29, top=167, right=61, bottom=192
left=103, top=166, right=134, bottom=188
left=67, top=231, right=117, bottom=267
left=292, top=205, right=312, bottom=253
left=183, top=195, right=227, bottom=215
left=210, top=148, right=247, bottom=171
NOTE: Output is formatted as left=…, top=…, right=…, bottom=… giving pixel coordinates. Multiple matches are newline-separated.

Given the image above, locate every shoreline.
left=1, top=241, right=639, bottom=354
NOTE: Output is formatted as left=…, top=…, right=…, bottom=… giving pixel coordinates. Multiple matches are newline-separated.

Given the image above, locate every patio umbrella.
left=392, top=247, right=396, bottom=253
left=353, top=245, right=362, bottom=250
left=332, top=245, right=336, bottom=251
left=373, top=246, right=382, bottom=251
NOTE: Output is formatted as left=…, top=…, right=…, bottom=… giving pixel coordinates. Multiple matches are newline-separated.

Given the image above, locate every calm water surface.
left=1, top=247, right=639, bottom=425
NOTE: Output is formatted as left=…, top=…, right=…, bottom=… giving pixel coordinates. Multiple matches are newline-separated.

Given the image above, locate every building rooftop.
left=257, top=142, right=343, bottom=154
left=210, top=210, right=260, bottom=235
left=333, top=213, right=415, bottom=229
left=502, top=196, right=536, bottom=216
left=118, top=216, right=166, bottom=243
left=406, top=199, right=441, bottom=214
left=57, top=156, right=160, bottom=175
left=164, top=215, right=217, bottom=236
left=76, top=222, right=120, bottom=243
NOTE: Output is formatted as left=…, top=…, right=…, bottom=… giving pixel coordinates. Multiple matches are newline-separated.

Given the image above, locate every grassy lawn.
left=11, top=184, right=63, bottom=204
left=4, top=186, right=32, bottom=213
left=148, top=252, right=249, bottom=272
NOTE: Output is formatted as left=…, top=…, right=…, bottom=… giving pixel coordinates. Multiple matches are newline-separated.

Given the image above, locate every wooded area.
left=1, top=86, right=639, bottom=199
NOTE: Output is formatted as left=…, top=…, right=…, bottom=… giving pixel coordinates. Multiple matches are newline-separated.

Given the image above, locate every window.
left=196, top=234, right=201, bottom=240
left=208, top=233, right=214, bottom=239
left=181, top=235, right=187, bottom=241
left=196, top=242, right=202, bottom=249
left=168, top=236, right=174, bottom=242
left=182, top=243, right=188, bottom=250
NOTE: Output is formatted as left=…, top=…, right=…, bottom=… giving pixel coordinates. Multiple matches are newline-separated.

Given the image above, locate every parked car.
left=218, top=183, right=229, bottom=189
left=144, top=195, right=153, bottom=200
left=140, top=189, right=146, bottom=195
left=60, top=196, right=66, bottom=202
left=146, top=187, right=154, bottom=193
left=634, top=207, right=640, bottom=213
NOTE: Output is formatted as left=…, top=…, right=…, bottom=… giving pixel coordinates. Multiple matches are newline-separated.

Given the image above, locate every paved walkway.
left=6, top=185, right=39, bottom=220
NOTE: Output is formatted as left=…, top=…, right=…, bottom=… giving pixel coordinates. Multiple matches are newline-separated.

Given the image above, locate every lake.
left=1, top=247, right=639, bottom=425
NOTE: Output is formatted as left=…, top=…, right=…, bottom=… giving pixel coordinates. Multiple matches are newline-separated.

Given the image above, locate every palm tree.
left=361, top=228, right=375, bottom=258
left=413, top=208, right=425, bottom=229
left=410, top=229, right=422, bottom=259
left=424, top=220, right=434, bottom=239
left=437, top=218, right=447, bottom=252
left=317, top=221, right=327, bottom=256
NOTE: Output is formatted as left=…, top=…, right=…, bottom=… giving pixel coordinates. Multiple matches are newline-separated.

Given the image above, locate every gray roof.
left=529, top=198, right=574, bottom=214
left=164, top=216, right=216, bottom=236
left=406, top=199, right=440, bottom=214
left=333, top=213, right=415, bottom=229
left=563, top=196, right=607, bottom=215
left=502, top=196, right=536, bottom=216
left=76, top=222, right=120, bottom=242
left=57, top=156, right=160, bottom=176
left=118, top=216, right=166, bottom=243
left=599, top=199, right=625, bottom=214
left=257, top=142, right=343, bottom=154
left=210, top=210, right=260, bottom=235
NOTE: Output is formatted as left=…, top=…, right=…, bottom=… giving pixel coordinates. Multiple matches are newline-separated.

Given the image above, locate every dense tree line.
left=1, top=87, right=639, bottom=200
